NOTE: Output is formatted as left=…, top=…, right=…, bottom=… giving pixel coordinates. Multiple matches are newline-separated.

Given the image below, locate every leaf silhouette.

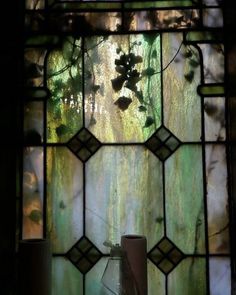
left=144, top=116, right=154, bottom=127
left=114, top=96, right=132, bottom=111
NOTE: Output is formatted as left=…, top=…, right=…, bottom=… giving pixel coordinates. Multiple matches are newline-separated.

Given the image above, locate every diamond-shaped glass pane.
left=145, top=126, right=181, bottom=161
left=68, top=128, right=101, bottom=162
left=67, top=237, right=102, bottom=274
left=148, top=237, right=184, bottom=275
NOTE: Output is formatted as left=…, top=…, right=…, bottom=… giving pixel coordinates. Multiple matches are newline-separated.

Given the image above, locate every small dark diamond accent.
left=145, top=126, right=181, bottom=161
left=67, top=128, right=101, bottom=162
left=148, top=237, right=184, bottom=275
left=67, top=237, right=102, bottom=274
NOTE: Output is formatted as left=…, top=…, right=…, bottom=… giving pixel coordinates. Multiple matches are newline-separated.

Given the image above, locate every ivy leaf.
left=138, top=105, right=147, bottom=112
left=29, top=210, right=42, bottom=224
left=56, top=124, right=69, bottom=136
left=144, top=34, right=159, bottom=45
left=144, top=116, right=154, bottom=128
left=115, top=65, right=126, bottom=75
left=114, top=96, right=132, bottom=111
left=184, top=70, right=194, bottom=82
left=111, top=75, right=126, bottom=92
left=189, top=59, right=200, bottom=68
left=142, top=67, right=156, bottom=76
left=91, top=85, right=100, bottom=93
left=151, top=49, right=157, bottom=58
left=135, top=90, right=144, bottom=103
left=183, top=50, right=193, bottom=58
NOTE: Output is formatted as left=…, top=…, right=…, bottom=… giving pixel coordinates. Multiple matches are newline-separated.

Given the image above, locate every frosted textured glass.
left=47, top=147, right=83, bottom=253
left=163, top=33, right=201, bottom=141
left=165, top=145, right=205, bottom=254
left=147, top=260, right=165, bottom=295
left=168, top=258, right=206, bottom=295
left=204, top=97, right=225, bottom=141
left=206, top=145, right=229, bottom=253
left=128, top=10, right=199, bottom=31
left=199, top=44, right=224, bottom=83
left=47, top=38, right=83, bottom=143
left=210, top=258, right=231, bottom=295
left=86, top=257, right=109, bottom=295
left=25, top=48, right=46, bottom=87
left=86, top=146, right=163, bottom=253
left=52, top=257, right=83, bottom=295
left=85, top=34, right=161, bottom=143
left=23, top=147, right=44, bottom=239
left=24, top=101, right=43, bottom=144
left=203, top=9, right=223, bottom=28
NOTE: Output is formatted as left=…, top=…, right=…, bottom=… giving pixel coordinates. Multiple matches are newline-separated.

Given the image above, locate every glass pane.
left=85, top=257, right=109, bottom=295
left=48, top=12, right=121, bottom=33
left=52, top=257, right=83, bottom=295
left=165, top=145, right=205, bottom=254
left=163, top=33, right=201, bottom=142
left=47, top=38, right=83, bottom=143
left=24, top=101, right=43, bottom=144
left=204, top=97, right=225, bottom=141
left=126, top=10, right=199, bottom=31
left=206, top=145, right=229, bottom=253
left=168, top=258, right=206, bottom=295
left=47, top=147, right=83, bottom=253
left=23, top=147, right=43, bottom=239
left=209, top=257, right=231, bottom=295
left=85, top=33, right=162, bottom=143
left=25, top=48, right=46, bottom=87
left=147, top=260, right=165, bottom=295
left=86, top=146, right=164, bottom=253
left=125, top=1, right=195, bottom=9
left=199, top=44, right=224, bottom=83
left=203, top=9, right=223, bottom=28
left=26, top=0, right=44, bottom=9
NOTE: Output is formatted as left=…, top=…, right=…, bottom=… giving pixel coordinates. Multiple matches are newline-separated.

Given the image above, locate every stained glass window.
left=21, top=0, right=232, bottom=294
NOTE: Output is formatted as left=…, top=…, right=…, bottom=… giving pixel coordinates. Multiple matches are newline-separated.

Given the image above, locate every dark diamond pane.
left=76, top=237, right=93, bottom=253
left=77, top=147, right=92, bottom=162
left=78, top=128, right=91, bottom=142
left=76, top=257, right=92, bottom=274
left=86, top=137, right=101, bottom=153
left=87, top=248, right=101, bottom=264
left=146, top=137, right=162, bottom=152
left=68, top=137, right=82, bottom=152
left=158, top=258, right=174, bottom=274
left=157, top=238, right=174, bottom=253
left=165, top=136, right=180, bottom=151
left=168, top=248, right=183, bottom=264
left=68, top=247, right=82, bottom=263
left=149, top=248, right=163, bottom=264
left=155, top=146, right=171, bottom=161
left=156, top=127, right=170, bottom=141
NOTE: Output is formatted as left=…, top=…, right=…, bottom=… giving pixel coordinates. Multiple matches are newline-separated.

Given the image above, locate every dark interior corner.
left=0, top=1, right=236, bottom=294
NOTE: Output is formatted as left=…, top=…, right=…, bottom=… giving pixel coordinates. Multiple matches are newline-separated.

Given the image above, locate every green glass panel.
left=86, top=146, right=164, bottom=253
left=165, top=145, right=205, bottom=254
left=163, top=33, right=201, bottom=141
left=52, top=257, right=83, bottom=295
left=210, top=258, right=231, bottom=295
left=25, top=48, right=46, bottom=87
left=186, top=31, right=223, bottom=42
left=125, top=1, right=195, bottom=9
left=147, top=260, right=165, bottom=295
left=85, top=34, right=161, bottom=143
left=52, top=2, right=121, bottom=10
left=23, top=147, right=43, bottom=239
left=85, top=257, right=109, bottom=295
left=204, top=97, right=225, bottom=141
left=47, top=147, right=83, bottom=253
left=206, top=145, right=229, bottom=253
left=47, top=38, right=83, bottom=143
left=24, top=101, right=43, bottom=144
left=127, top=9, right=199, bottom=31
left=198, top=85, right=225, bottom=96
left=168, top=258, right=206, bottom=295
left=199, top=44, right=224, bottom=83
left=25, top=36, right=60, bottom=46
